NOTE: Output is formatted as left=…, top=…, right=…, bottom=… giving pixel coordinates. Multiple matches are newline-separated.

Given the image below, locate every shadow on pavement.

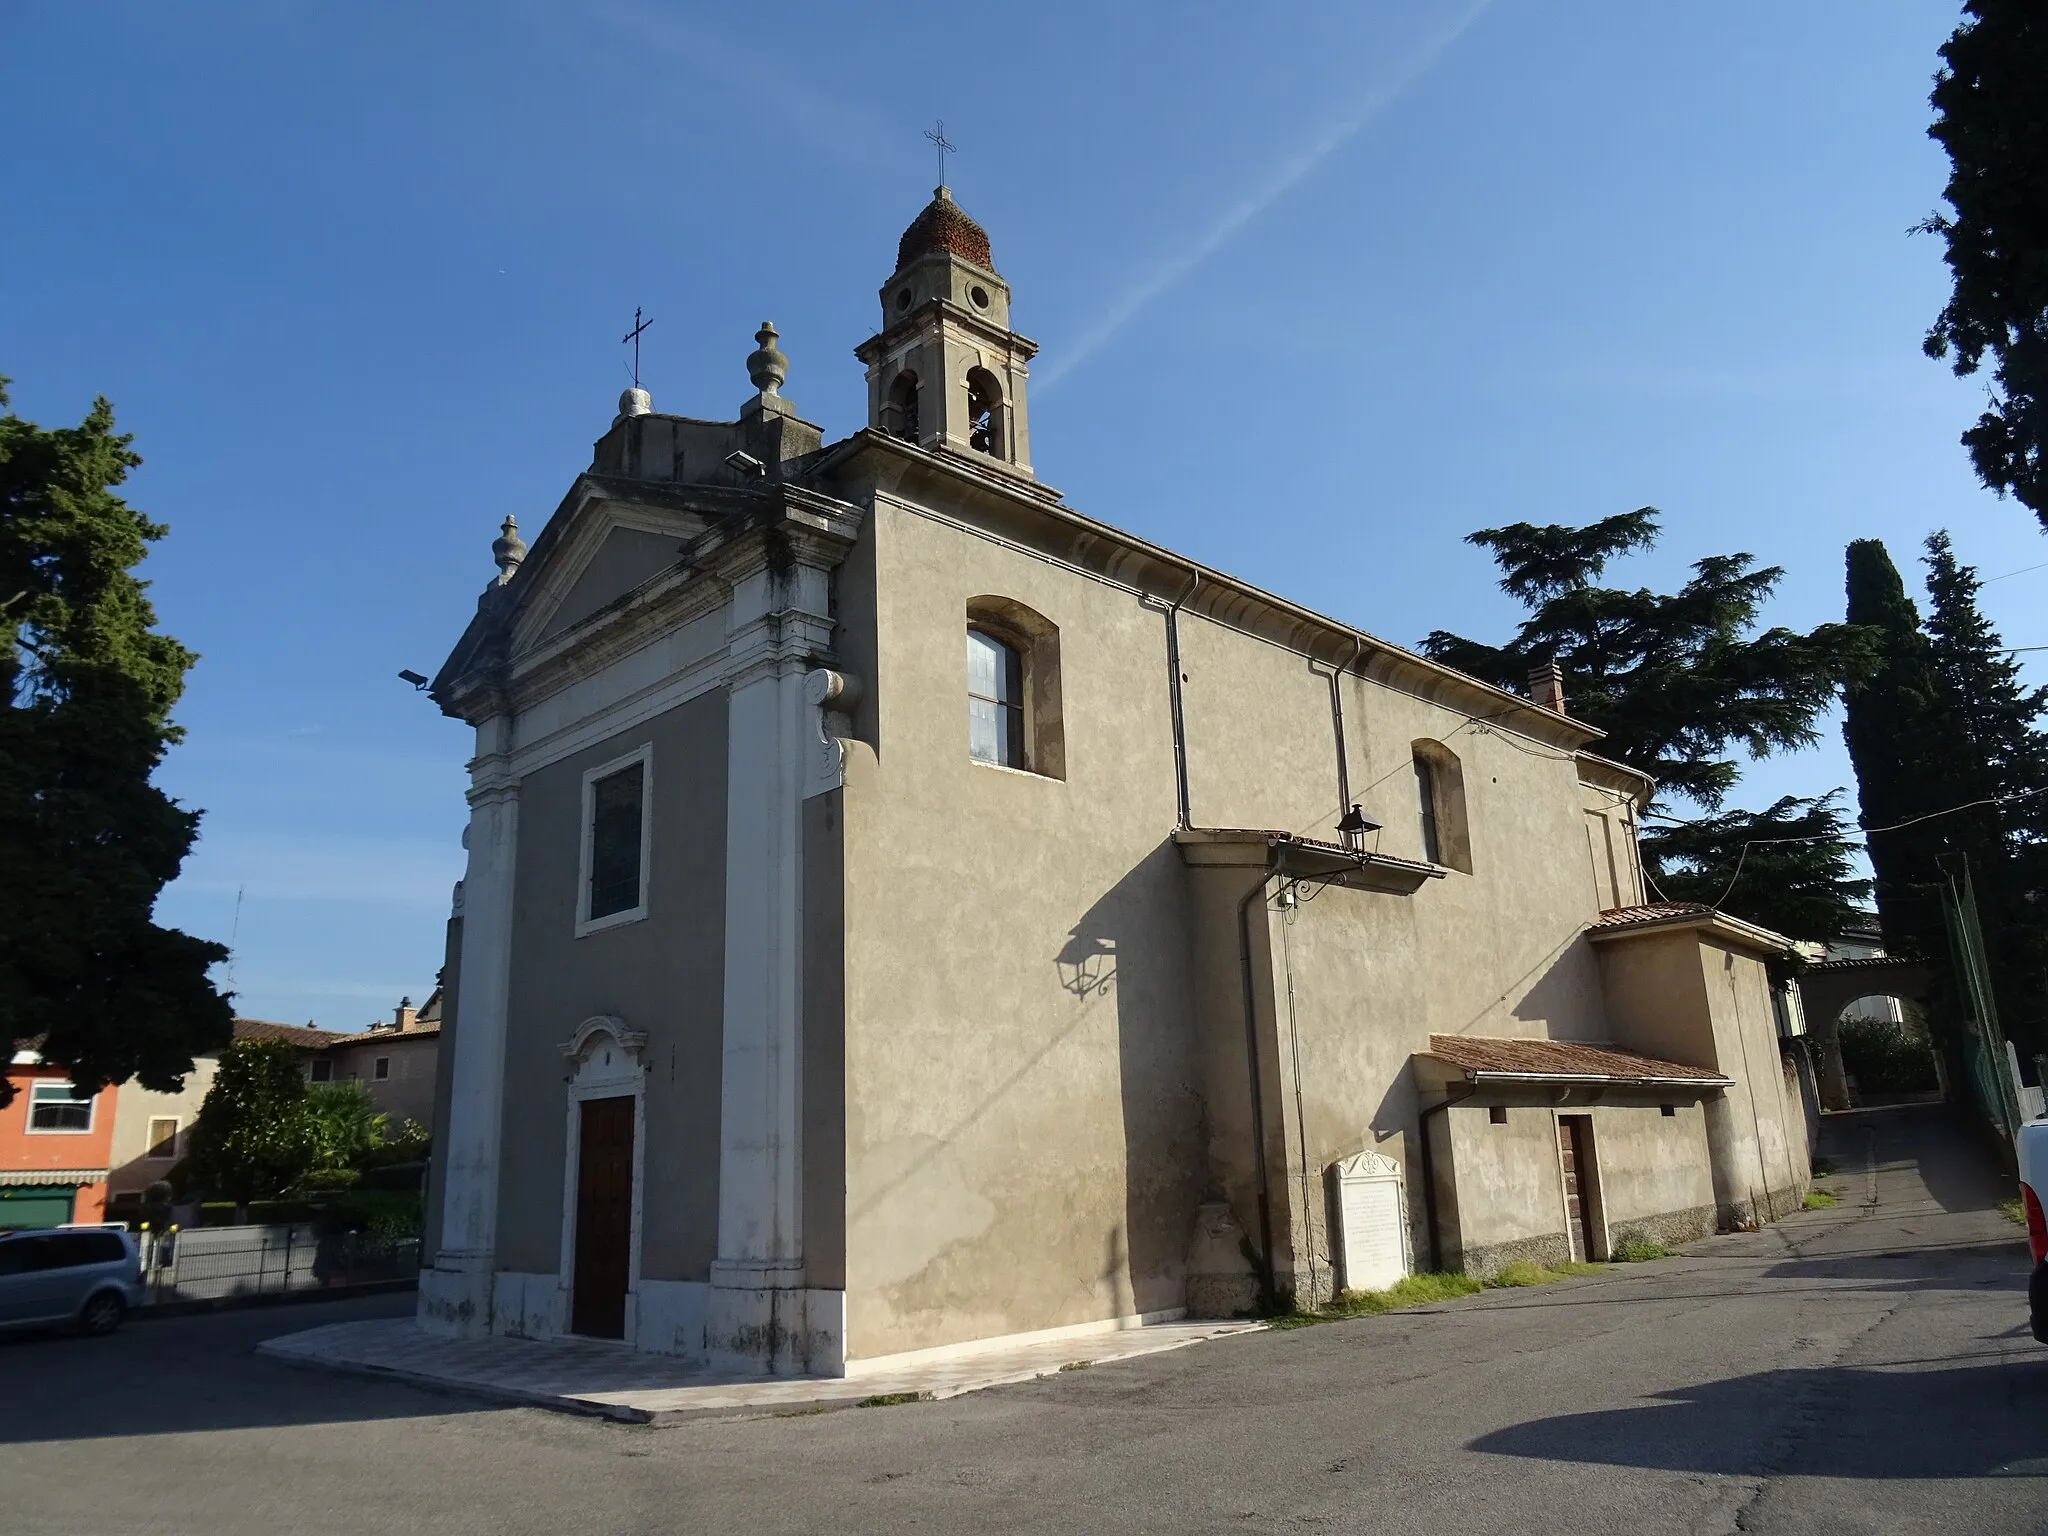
left=0, top=1291, right=502, bottom=1444
left=1470, top=1356, right=2048, bottom=1479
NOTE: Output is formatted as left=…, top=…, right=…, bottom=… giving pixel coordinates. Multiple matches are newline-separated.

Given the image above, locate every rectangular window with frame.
left=146, top=1117, right=180, bottom=1160
left=27, top=1080, right=94, bottom=1133
left=578, top=746, right=652, bottom=936
left=374, top=1057, right=391, bottom=1081
left=309, top=1058, right=334, bottom=1083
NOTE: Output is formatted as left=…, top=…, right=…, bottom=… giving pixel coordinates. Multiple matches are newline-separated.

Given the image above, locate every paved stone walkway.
left=257, top=1316, right=1263, bottom=1423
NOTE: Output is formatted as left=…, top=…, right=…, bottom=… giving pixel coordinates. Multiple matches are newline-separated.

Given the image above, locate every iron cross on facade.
left=621, top=306, right=654, bottom=388
left=924, top=119, right=956, bottom=186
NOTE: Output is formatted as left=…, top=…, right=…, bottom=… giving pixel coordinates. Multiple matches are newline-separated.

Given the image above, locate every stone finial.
left=617, top=386, right=652, bottom=419
left=746, top=321, right=788, bottom=397
left=492, top=515, right=527, bottom=585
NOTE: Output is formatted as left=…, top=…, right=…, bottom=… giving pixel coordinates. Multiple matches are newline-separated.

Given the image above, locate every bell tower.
left=855, top=187, right=1036, bottom=479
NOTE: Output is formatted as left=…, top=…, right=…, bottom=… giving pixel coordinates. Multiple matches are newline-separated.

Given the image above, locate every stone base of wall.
left=1717, top=1184, right=1810, bottom=1232
left=1458, top=1231, right=1571, bottom=1281
left=1186, top=1272, right=1262, bottom=1319
left=1609, top=1204, right=1718, bottom=1251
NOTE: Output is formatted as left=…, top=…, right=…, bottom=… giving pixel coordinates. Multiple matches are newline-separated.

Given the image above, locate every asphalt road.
left=5, top=1104, right=2043, bottom=1536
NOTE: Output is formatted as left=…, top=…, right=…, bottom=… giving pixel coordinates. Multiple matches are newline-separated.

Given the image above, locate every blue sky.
left=4, top=2, right=2042, bottom=1030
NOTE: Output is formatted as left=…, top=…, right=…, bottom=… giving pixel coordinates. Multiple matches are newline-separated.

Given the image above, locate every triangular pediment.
left=505, top=488, right=715, bottom=659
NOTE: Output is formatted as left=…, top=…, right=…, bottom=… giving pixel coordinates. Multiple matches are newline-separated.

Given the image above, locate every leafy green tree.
left=306, top=1080, right=389, bottom=1171
left=182, top=1040, right=320, bottom=1212
left=1640, top=792, right=1870, bottom=945
left=1920, top=1, right=2048, bottom=527
left=0, top=376, right=230, bottom=1105
left=1422, top=509, right=1873, bottom=937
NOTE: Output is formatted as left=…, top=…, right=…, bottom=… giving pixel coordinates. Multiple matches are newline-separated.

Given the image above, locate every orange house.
left=2, top=1045, right=119, bottom=1230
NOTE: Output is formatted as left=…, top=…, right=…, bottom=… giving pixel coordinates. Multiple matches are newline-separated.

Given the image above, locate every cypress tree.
left=1921, top=531, right=2048, bottom=1053
left=1840, top=539, right=1963, bottom=976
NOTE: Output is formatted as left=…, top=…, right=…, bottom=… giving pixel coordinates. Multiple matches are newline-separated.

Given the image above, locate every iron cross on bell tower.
left=924, top=119, right=956, bottom=187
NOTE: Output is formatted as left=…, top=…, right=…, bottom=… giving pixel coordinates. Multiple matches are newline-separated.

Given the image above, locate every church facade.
left=418, top=189, right=1813, bottom=1374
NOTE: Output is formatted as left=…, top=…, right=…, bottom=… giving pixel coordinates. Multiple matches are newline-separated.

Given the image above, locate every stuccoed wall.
left=836, top=481, right=1629, bottom=1353
left=1438, top=1099, right=1717, bottom=1278
left=838, top=495, right=1202, bottom=1361
left=492, top=689, right=729, bottom=1284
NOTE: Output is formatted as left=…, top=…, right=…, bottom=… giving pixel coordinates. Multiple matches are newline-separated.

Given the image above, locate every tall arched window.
left=965, top=368, right=1003, bottom=456
left=887, top=370, right=921, bottom=443
left=967, top=627, right=1024, bottom=767
left=1411, top=739, right=1473, bottom=873
left=1414, top=756, right=1442, bottom=865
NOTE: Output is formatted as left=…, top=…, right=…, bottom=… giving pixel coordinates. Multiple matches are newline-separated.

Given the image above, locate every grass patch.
left=857, top=1392, right=932, bottom=1408
left=1999, top=1197, right=2027, bottom=1227
left=1057, top=1359, right=1092, bottom=1372
left=1802, top=1188, right=1839, bottom=1210
left=1488, top=1261, right=1565, bottom=1287
left=1264, top=1272, right=1483, bottom=1328
left=1610, top=1238, right=1671, bottom=1263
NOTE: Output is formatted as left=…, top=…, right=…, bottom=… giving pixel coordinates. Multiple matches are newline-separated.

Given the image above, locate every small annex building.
left=416, top=187, right=1813, bottom=1374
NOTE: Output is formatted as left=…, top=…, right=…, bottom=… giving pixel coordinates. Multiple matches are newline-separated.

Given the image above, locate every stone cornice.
left=854, top=298, right=1040, bottom=364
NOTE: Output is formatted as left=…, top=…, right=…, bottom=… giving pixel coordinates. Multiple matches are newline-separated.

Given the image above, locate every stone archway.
left=1796, top=957, right=1935, bottom=1111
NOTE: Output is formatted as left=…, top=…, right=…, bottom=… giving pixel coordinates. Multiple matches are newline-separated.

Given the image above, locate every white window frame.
left=373, top=1056, right=390, bottom=1081
left=308, top=1058, right=334, bottom=1083
left=144, top=1117, right=180, bottom=1161
left=576, top=743, right=654, bottom=938
left=24, top=1080, right=96, bottom=1135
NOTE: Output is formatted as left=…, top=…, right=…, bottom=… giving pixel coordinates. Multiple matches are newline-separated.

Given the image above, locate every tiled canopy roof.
left=896, top=188, right=994, bottom=272
left=1592, top=902, right=1714, bottom=929
left=1426, top=1034, right=1730, bottom=1084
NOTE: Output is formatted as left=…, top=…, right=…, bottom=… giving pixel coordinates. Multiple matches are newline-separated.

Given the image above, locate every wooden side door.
left=571, top=1095, right=635, bottom=1339
left=1558, top=1115, right=1597, bottom=1262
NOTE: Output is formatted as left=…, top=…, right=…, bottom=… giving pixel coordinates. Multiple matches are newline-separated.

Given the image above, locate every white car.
left=0, top=1227, right=145, bottom=1336
left=2021, top=1121, right=2048, bottom=1344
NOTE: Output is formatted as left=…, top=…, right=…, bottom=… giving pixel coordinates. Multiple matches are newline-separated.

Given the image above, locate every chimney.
left=395, top=996, right=417, bottom=1033
left=1529, top=660, right=1566, bottom=715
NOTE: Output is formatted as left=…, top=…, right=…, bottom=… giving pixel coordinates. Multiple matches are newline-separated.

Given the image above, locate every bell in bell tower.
left=855, top=186, right=1036, bottom=479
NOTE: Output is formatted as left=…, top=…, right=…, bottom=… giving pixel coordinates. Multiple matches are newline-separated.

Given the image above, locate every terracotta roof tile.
left=1426, top=1034, right=1729, bottom=1083
left=318, top=1023, right=443, bottom=1048
left=1592, top=902, right=1714, bottom=929
left=232, top=1018, right=335, bottom=1051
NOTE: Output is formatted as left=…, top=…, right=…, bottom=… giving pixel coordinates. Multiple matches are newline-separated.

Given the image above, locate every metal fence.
left=137, top=1222, right=420, bottom=1306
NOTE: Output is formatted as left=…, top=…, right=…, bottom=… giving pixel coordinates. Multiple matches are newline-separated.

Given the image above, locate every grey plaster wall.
left=494, top=690, right=729, bottom=1282
left=422, top=912, right=462, bottom=1271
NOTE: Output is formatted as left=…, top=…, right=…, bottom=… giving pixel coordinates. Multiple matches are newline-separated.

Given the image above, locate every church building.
left=417, top=187, right=1813, bottom=1374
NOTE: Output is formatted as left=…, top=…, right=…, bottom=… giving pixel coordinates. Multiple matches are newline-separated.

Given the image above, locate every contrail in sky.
left=1036, top=0, right=1494, bottom=393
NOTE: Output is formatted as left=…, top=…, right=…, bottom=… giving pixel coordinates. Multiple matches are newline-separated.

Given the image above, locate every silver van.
left=0, top=1227, right=146, bottom=1336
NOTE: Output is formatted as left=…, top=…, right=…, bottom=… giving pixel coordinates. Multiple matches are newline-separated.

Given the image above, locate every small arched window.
left=966, top=368, right=1003, bottom=456
left=887, top=370, right=921, bottom=443
left=1411, top=739, right=1473, bottom=874
left=967, top=628, right=1024, bottom=767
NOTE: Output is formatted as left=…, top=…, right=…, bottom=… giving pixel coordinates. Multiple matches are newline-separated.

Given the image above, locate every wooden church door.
left=571, top=1095, right=635, bottom=1339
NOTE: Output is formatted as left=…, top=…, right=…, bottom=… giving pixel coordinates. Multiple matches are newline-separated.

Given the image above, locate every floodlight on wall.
left=398, top=669, right=430, bottom=691
left=1336, top=804, right=1380, bottom=837
left=723, top=449, right=766, bottom=476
